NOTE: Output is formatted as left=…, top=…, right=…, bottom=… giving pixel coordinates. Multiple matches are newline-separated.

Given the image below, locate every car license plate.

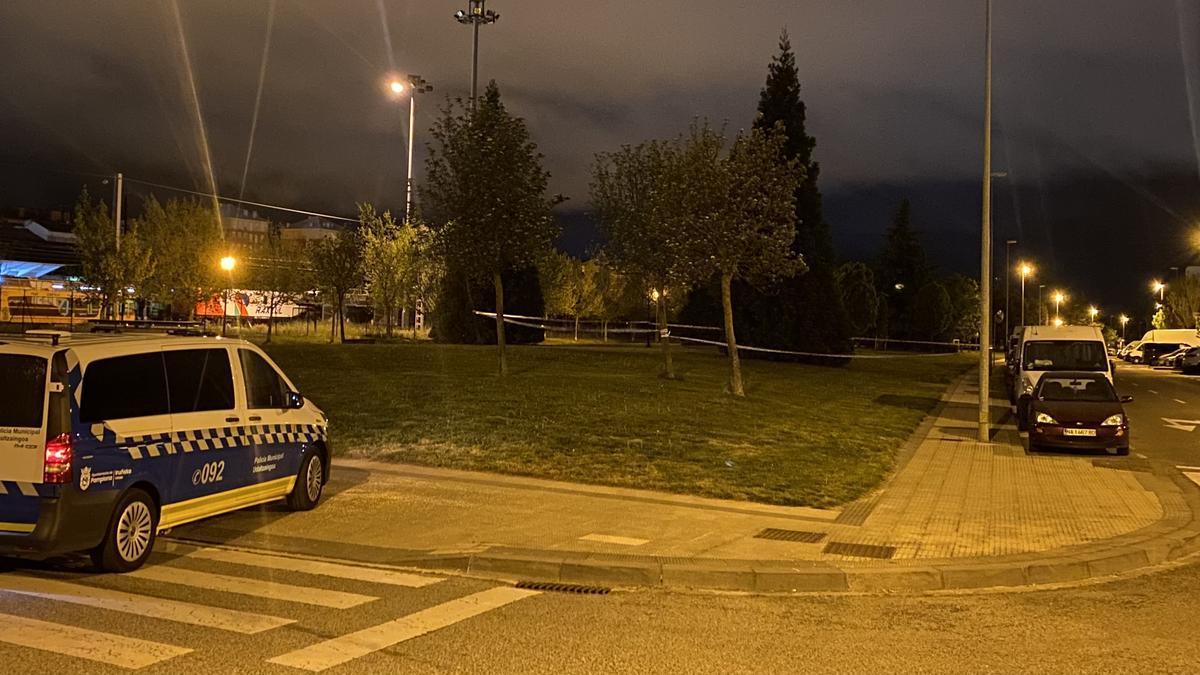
left=1063, top=428, right=1097, bottom=437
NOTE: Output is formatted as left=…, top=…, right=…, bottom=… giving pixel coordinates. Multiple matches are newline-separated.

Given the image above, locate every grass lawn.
left=264, top=340, right=973, bottom=508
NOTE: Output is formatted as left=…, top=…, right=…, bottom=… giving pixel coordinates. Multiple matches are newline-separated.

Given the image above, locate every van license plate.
left=1063, top=428, right=1097, bottom=437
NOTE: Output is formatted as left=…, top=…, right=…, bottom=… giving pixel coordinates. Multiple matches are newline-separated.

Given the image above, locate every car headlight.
left=1035, top=412, right=1058, bottom=425
left=1101, top=414, right=1125, bottom=427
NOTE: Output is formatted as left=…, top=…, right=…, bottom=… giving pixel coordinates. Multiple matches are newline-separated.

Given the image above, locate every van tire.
left=92, top=488, right=158, bottom=573
left=287, top=450, right=324, bottom=511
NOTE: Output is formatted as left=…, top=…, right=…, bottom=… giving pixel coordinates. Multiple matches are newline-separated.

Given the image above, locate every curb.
left=389, top=466, right=1200, bottom=594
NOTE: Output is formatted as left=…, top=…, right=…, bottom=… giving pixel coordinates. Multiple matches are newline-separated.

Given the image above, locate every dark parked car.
left=1028, top=371, right=1132, bottom=455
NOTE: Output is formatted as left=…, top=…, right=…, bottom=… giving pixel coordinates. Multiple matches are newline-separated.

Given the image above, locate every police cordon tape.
left=472, top=311, right=720, bottom=333
left=474, top=311, right=967, bottom=359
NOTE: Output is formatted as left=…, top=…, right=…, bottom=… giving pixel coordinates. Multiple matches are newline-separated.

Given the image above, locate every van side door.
left=236, top=348, right=302, bottom=492
left=162, top=346, right=241, bottom=504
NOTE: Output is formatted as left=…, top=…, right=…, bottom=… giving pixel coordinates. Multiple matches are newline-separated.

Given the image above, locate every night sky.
left=2, top=1, right=1199, bottom=318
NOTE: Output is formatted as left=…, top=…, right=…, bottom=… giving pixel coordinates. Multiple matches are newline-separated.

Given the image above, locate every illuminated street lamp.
left=219, top=255, right=236, bottom=337
left=1120, top=314, right=1130, bottom=341
left=1053, top=291, right=1066, bottom=324
left=1053, top=317, right=1064, bottom=327
left=1152, top=280, right=1166, bottom=301
left=1088, top=306, right=1099, bottom=324
left=387, top=74, right=433, bottom=223
left=1018, top=262, right=1034, bottom=327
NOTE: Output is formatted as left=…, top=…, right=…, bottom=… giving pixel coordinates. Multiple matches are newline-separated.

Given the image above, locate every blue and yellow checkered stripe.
left=122, top=424, right=326, bottom=461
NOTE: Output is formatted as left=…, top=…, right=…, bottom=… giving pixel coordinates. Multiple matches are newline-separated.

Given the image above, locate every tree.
left=360, top=204, right=417, bottom=337
left=912, top=281, right=952, bottom=341
left=681, top=122, right=802, bottom=396
left=943, top=274, right=981, bottom=343
left=539, top=251, right=602, bottom=341
left=877, top=198, right=931, bottom=338
left=1163, top=276, right=1200, bottom=329
left=72, top=187, right=153, bottom=318
left=835, top=262, right=879, bottom=337
left=309, top=226, right=364, bottom=343
left=134, top=196, right=224, bottom=318
left=591, top=254, right=642, bottom=341
left=423, top=82, right=559, bottom=375
left=592, top=139, right=696, bottom=378
left=247, top=231, right=312, bottom=343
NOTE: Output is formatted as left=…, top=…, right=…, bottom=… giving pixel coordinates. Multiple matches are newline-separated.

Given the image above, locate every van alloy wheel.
left=305, top=455, right=323, bottom=502
left=116, top=501, right=153, bottom=562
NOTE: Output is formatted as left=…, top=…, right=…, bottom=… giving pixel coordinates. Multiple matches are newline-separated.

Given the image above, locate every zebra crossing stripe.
left=266, top=587, right=541, bottom=672
left=125, top=565, right=378, bottom=609
left=182, top=547, right=444, bottom=588
left=0, top=611, right=191, bottom=669
left=0, top=573, right=294, bottom=634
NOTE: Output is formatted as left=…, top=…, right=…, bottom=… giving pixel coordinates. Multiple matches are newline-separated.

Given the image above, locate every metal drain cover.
left=752, top=528, right=827, bottom=543
left=515, top=581, right=612, bottom=595
left=823, top=541, right=896, bottom=559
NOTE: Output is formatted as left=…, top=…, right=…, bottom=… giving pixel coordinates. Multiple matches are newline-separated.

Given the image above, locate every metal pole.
left=114, top=172, right=123, bottom=251
left=471, top=20, right=480, bottom=105
left=977, top=0, right=994, bottom=443
left=1004, top=240, right=1013, bottom=341
left=406, top=94, right=416, bottom=223
left=1020, top=273, right=1026, bottom=327
left=221, top=282, right=229, bottom=337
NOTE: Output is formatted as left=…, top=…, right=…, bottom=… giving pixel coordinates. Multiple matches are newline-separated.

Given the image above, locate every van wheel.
left=92, top=488, right=157, bottom=573
left=287, top=450, right=324, bottom=511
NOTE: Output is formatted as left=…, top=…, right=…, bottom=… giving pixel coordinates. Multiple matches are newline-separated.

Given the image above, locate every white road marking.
left=1185, top=472, right=1200, bottom=488
left=266, top=586, right=540, bottom=672
left=1178, top=465, right=1200, bottom=471
left=579, top=534, right=651, bottom=547
left=126, top=565, right=377, bottom=609
left=1149, top=389, right=1159, bottom=395
left=0, top=611, right=191, bottom=669
left=1130, top=382, right=1140, bottom=386
left=1136, top=453, right=1148, bottom=459
left=1175, top=399, right=1188, bottom=405
left=0, top=574, right=294, bottom=634
left=181, top=547, right=443, bottom=588
left=1161, top=418, right=1200, bottom=432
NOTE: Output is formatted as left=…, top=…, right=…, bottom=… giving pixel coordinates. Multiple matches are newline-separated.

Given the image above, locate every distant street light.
left=1053, top=318, right=1064, bottom=327
left=1152, top=280, right=1166, bottom=302
left=1018, top=262, right=1034, bottom=327
left=220, top=255, right=236, bottom=337
left=1088, top=306, right=1099, bottom=324
left=388, top=74, right=433, bottom=223
left=1120, top=314, right=1130, bottom=341
left=454, top=1, right=500, bottom=106
left=1053, top=291, right=1066, bottom=324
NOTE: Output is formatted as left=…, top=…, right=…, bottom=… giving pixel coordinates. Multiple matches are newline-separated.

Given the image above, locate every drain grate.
left=515, top=581, right=612, bottom=595
left=823, top=541, right=896, bottom=560
left=753, top=528, right=827, bottom=544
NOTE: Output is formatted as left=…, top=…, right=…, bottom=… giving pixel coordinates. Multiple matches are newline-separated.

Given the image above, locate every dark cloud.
left=1, top=1, right=1198, bottom=312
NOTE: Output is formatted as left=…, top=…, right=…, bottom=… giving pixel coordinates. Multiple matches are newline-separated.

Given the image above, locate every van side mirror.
left=286, top=391, right=304, bottom=409
left=1120, top=395, right=1134, bottom=403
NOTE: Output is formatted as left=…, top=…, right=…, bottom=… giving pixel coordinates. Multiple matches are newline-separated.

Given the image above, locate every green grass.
left=263, top=341, right=973, bottom=508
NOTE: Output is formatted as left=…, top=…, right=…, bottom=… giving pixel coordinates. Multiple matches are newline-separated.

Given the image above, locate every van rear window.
left=1023, top=341, right=1108, bottom=372
left=0, top=354, right=46, bottom=428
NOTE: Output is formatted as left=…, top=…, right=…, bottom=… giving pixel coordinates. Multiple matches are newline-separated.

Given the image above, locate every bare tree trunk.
left=266, top=304, right=275, bottom=344
left=603, top=319, right=608, bottom=342
left=720, top=272, right=744, bottom=397
left=412, top=301, right=418, bottom=340
left=385, top=302, right=394, bottom=337
left=338, top=293, right=347, bottom=343
left=493, top=271, right=508, bottom=376
left=657, top=291, right=675, bottom=379
left=329, top=301, right=336, bottom=344
left=574, top=315, right=580, bottom=341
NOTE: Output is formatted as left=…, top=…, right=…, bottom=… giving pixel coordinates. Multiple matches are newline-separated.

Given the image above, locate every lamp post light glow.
left=1088, top=306, right=1099, bottom=324
left=387, top=74, right=433, bottom=223
left=219, top=256, right=236, bottom=337
left=1120, top=314, right=1130, bottom=341
left=1053, top=291, right=1066, bottom=324
left=1018, top=262, right=1034, bottom=327
left=1152, top=280, right=1165, bottom=301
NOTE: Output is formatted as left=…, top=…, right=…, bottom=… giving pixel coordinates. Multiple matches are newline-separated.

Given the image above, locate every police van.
left=0, top=331, right=329, bottom=571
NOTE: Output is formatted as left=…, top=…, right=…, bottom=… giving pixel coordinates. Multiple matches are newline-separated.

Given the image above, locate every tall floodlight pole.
left=1019, top=263, right=1033, bottom=327
left=978, top=0, right=994, bottom=442
left=455, top=1, right=500, bottom=107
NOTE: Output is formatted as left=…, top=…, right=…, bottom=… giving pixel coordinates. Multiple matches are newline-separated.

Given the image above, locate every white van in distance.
left=1012, top=325, right=1112, bottom=430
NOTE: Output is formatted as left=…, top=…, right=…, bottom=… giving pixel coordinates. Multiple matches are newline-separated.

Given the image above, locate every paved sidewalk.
left=177, top=371, right=1200, bottom=592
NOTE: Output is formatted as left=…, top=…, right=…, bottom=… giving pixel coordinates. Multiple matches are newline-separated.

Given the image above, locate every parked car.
left=1118, top=340, right=1142, bottom=361
left=1180, top=347, right=1200, bottom=374
left=1028, top=371, right=1132, bottom=456
left=1011, top=325, right=1112, bottom=431
left=1157, top=346, right=1191, bottom=369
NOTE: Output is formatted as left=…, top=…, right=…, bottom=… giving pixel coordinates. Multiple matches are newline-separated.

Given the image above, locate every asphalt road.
left=1115, top=363, right=1200, bottom=468
left=1, top=538, right=1198, bottom=674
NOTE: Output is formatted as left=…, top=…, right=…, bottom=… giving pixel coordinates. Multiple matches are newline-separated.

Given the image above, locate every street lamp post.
left=1054, top=291, right=1066, bottom=323
left=976, top=0, right=995, bottom=443
left=454, top=1, right=500, bottom=106
left=1088, top=306, right=1099, bottom=325
left=220, top=256, right=236, bottom=337
left=389, top=75, right=433, bottom=223
left=1019, top=263, right=1033, bottom=327
left=1120, top=314, right=1130, bottom=341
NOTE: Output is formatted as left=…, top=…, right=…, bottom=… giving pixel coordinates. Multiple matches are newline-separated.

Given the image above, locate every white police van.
left=0, top=331, right=329, bottom=571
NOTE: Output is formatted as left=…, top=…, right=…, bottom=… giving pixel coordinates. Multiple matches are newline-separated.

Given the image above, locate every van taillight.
left=44, top=434, right=72, bottom=484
